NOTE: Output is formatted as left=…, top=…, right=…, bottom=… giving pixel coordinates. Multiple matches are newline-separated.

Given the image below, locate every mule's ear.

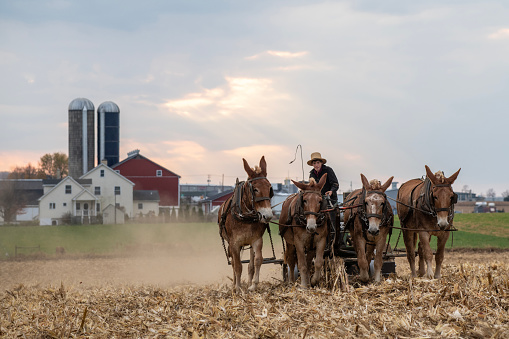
left=380, top=176, right=394, bottom=192
left=243, top=158, right=255, bottom=178
left=292, top=179, right=307, bottom=191
left=259, top=156, right=267, bottom=176
left=317, top=173, right=328, bottom=190
left=446, top=168, right=461, bottom=185
left=425, top=165, right=438, bottom=185
left=360, top=173, right=370, bottom=190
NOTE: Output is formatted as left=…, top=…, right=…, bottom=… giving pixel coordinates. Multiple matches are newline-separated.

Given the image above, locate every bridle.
left=293, top=190, right=327, bottom=227
left=231, top=176, right=273, bottom=223
left=428, top=182, right=458, bottom=223
left=359, top=189, right=392, bottom=229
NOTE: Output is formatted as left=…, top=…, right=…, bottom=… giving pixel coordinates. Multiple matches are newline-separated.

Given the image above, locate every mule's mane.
left=434, top=171, right=445, bottom=184
left=368, top=179, right=382, bottom=190
left=251, top=166, right=263, bottom=175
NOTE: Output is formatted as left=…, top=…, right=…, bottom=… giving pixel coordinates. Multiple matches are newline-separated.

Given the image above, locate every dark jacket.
left=309, top=164, right=339, bottom=203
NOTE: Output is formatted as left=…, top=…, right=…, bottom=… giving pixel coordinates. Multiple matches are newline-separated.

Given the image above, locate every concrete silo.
left=97, top=101, right=120, bottom=167
left=68, top=98, right=95, bottom=178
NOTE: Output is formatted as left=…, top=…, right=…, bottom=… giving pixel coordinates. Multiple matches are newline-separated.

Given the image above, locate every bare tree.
left=462, top=185, right=469, bottom=193
left=502, top=190, right=509, bottom=202
left=39, top=152, right=68, bottom=178
left=486, top=188, right=496, bottom=200
left=0, top=181, right=26, bottom=223
left=8, top=163, right=45, bottom=179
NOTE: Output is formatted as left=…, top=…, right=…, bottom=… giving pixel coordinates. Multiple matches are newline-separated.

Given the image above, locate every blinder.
left=452, top=193, right=458, bottom=204
left=248, top=177, right=273, bottom=202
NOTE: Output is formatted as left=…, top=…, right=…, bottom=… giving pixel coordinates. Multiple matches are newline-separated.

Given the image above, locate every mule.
left=279, top=175, right=328, bottom=288
left=218, top=156, right=274, bottom=292
left=397, top=165, right=460, bottom=279
left=343, top=174, right=394, bottom=282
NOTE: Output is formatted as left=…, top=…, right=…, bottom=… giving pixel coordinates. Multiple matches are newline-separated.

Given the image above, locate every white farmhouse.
left=38, top=164, right=134, bottom=225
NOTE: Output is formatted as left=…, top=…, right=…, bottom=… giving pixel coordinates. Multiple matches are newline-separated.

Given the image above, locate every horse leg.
left=353, top=231, right=369, bottom=282
left=417, top=240, right=426, bottom=277
left=295, top=241, right=310, bottom=288
left=285, top=244, right=297, bottom=283
left=311, top=237, right=326, bottom=287
left=372, top=235, right=387, bottom=283
left=418, top=231, right=433, bottom=279
left=403, top=229, right=417, bottom=278
left=434, top=231, right=450, bottom=279
left=230, top=245, right=243, bottom=292
left=247, top=247, right=255, bottom=288
left=248, top=237, right=263, bottom=291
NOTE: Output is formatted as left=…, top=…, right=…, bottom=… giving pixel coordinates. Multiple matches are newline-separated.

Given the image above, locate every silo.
left=97, top=101, right=120, bottom=167
left=68, top=98, right=95, bottom=178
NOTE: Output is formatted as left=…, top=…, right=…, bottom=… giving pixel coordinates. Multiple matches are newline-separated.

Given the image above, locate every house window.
left=65, top=185, right=71, bottom=194
left=95, top=186, right=101, bottom=195
left=100, top=170, right=105, bottom=177
left=115, top=186, right=121, bottom=195
left=76, top=203, right=81, bottom=210
left=49, top=203, right=56, bottom=209
left=96, top=203, right=101, bottom=212
left=138, top=203, right=143, bottom=210
left=156, top=170, right=162, bottom=177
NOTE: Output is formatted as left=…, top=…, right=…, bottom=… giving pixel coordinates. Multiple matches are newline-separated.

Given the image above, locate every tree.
left=39, top=152, right=68, bottom=178
left=486, top=188, right=496, bottom=200
left=502, top=190, right=509, bottom=202
left=8, top=163, right=45, bottom=179
left=0, top=180, right=26, bottom=223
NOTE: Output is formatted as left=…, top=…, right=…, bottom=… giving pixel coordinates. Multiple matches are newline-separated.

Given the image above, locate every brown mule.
left=279, top=174, right=328, bottom=288
left=397, top=165, right=460, bottom=279
left=218, top=156, right=274, bottom=292
left=343, top=174, right=394, bottom=282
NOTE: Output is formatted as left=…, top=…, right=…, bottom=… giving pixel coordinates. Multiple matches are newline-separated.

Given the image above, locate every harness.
left=279, top=190, right=328, bottom=238
left=218, top=176, right=274, bottom=264
left=344, top=188, right=393, bottom=242
left=404, top=177, right=457, bottom=225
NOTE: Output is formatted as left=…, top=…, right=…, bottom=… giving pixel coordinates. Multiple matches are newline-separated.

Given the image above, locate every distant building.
left=111, top=150, right=180, bottom=212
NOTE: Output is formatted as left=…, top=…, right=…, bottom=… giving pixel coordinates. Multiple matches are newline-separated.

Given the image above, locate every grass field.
left=0, top=213, right=507, bottom=258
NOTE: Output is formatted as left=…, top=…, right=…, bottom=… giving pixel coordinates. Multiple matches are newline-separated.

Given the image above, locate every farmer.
left=308, top=152, right=339, bottom=205
left=308, top=152, right=341, bottom=250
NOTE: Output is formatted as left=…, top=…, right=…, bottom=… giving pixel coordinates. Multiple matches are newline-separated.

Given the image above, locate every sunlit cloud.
left=0, top=151, right=44, bottom=171
left=246, top=50, right=308, bottom=60
left=488, top=28, right=509, bottom=40
left=162, top=77, right=289, bottom=120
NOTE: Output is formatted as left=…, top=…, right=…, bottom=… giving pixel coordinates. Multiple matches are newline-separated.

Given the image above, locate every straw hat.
left=307, top=152, right=327, bottom=166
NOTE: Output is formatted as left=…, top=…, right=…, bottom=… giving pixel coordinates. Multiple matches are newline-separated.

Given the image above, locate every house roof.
left=133, top=190, right=160, bottom=201
left=80, top=163, right=135, bottom=186
left=111, top=151, right=180, bottom=178
left=202, top=189, right=234, bottom=202
left=38, top=176, right=83, bottom=201
left=43, top=178, right=92, bottom=186
left=72, top=189, right=98, bottom=202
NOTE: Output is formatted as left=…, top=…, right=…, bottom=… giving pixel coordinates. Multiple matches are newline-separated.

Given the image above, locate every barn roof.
left=112, top=151, right=180, bottom=178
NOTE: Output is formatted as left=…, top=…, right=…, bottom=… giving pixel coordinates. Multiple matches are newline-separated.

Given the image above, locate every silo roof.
left=68, top=98, right=94, bottom=111
left=98, top=101, right=120, bottom=113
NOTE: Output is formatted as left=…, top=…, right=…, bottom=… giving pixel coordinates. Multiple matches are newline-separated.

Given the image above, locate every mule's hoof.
left=248, top=284, right=257, bottom=291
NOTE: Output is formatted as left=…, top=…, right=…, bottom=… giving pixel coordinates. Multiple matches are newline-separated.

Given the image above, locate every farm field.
left=0, top=214, right=508, bottom=337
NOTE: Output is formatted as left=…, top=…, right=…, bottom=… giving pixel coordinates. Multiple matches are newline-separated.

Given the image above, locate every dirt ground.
left=1, top=249, right=508, bottom=290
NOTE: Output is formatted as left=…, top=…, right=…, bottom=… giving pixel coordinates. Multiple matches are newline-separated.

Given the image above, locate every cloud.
left=162, top=76, right=290, bottom=121
left=488, top=28, right=509, bottom=40
left=246, top=50, right=309, bottom=60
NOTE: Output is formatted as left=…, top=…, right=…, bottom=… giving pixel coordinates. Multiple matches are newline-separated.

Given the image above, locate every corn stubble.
left=1, top=260, right=508, bottom=338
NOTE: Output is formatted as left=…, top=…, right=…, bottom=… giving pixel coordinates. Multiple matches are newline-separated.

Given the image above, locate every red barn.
left=112, top=150, right=180, bottom=209
left=201, top=189, right=234, bottom=214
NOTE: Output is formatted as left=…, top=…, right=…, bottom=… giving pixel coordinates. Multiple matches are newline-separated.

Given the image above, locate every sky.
left=1, top=0, right=508, bottom=197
